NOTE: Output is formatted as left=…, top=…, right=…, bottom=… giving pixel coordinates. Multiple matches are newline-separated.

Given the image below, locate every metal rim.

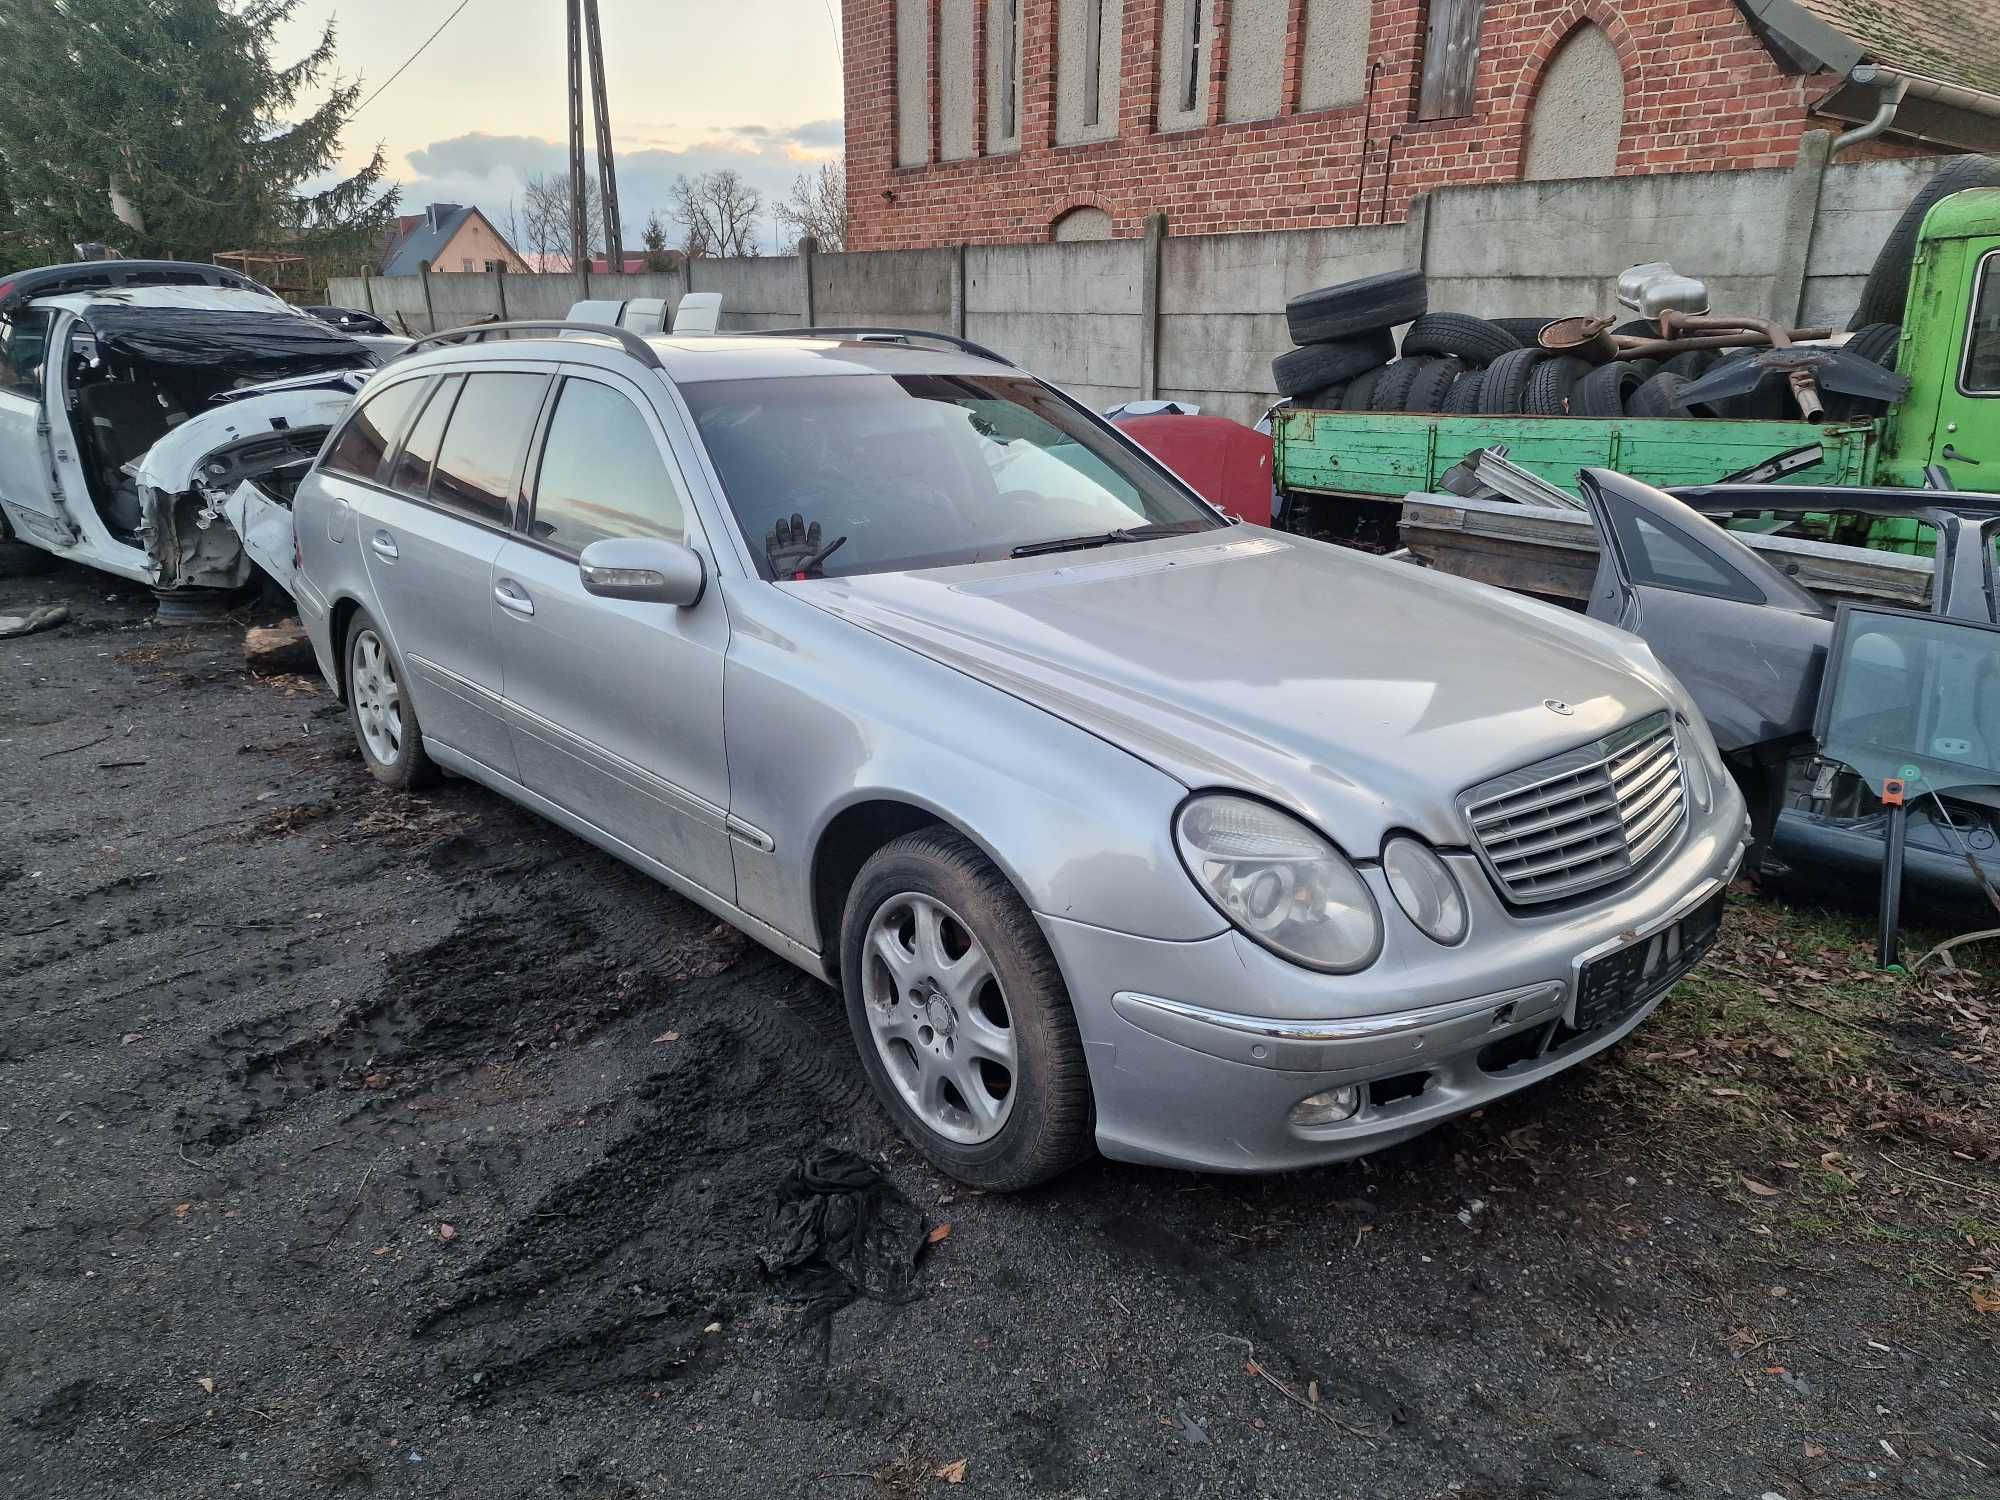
left=860, top=892, right=1017, bottom=1145
left=349, top=627, right=403, bottom=768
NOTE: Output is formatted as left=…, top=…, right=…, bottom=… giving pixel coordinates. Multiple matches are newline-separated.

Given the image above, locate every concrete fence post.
left=950, top=243, right=968, bottom=336
left=493, top=264, right=509, bottom=322
left=359, top=266, right=375, bottom=317
left=1769, top=130, right=1834, bottom=327
left=798, top=235, right=819, bottom=325
left=418, top=265, right=437, bottom=333
left=1140, top=211, right=1167, bottom=400
left=1404, top=191, right=1433, bottom=277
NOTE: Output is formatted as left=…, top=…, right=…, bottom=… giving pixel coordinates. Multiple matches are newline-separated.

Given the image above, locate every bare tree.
left=775, top=161, right=847, bottom=252
left=670, top=169, right=763, bottom=258
left=518, top=171, right=605, bottom=269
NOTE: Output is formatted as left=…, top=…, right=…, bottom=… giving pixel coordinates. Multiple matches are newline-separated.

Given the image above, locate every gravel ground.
left=3, top=558, right=1997, bottom=1500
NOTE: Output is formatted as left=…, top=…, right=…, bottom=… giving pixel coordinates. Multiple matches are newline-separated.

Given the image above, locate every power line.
left=353, top=0, right=473, bottom=117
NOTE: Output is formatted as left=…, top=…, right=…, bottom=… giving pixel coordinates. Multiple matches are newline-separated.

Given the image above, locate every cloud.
left=394, top=124, right=843, bottom=253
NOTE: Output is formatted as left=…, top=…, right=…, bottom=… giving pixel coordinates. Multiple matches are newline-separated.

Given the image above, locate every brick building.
left=843, top=0, right=2000, bottom=247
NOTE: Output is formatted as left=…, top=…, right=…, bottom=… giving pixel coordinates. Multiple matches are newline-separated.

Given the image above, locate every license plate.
left=1573, top=892, right=1725, bottom=1033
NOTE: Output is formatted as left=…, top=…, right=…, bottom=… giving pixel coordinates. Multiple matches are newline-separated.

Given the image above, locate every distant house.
left=380, top=203, right=530, bottom=275
left=589, top=253, right=649, bottom=274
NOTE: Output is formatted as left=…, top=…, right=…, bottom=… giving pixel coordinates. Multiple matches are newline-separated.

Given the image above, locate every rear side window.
left=528, top=378, right=686, bottom=553
left=430, top=373, right=550, bottom=525
left=390, top=375, right=462, bottom=497
left=0, top=309, right=52, bottom=398
left=1610, top=509, right=1762, bottom=603
left=323, top=377, right=427, bottom=480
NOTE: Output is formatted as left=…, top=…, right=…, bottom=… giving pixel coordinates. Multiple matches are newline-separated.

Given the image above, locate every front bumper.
left=1039, top=799, right=1748, bottom=1173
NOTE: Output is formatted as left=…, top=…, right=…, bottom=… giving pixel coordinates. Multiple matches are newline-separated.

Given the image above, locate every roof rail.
left=402, top=320, right=663, bottom=370
left=743, top=325, right=1014, bottom=366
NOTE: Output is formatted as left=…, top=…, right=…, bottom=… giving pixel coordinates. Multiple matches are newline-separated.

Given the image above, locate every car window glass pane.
left=1821, top=609, right=2000, bottom=794
left=530, top=379, right=685, bottom=552
left=1965, top=252, right=2000, bottom=394
left=323, top=377, right=427, bottom=480
left=0, top=309, right=52, bottom=398
left=679, top=373, right=1217, bottom=577
left=390, top=374, right=461, bottom=498
left=1618, top=512, right=1757, bottom=600
left=430, top=372, right=549, bottom=525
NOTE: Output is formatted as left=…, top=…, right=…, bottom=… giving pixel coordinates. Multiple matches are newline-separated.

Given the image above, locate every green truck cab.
left=1274, top=189, right=2000, bottom=540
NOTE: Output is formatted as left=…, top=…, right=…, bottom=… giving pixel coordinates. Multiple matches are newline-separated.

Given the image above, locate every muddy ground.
left=3, top=558, right=1997, bottom=1500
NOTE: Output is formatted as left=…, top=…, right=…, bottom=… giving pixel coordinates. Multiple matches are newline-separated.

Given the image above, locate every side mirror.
left=577, top=536, right=705, bottom=607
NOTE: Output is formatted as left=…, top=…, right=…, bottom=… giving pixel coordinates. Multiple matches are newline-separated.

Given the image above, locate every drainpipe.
left=1832, top=66, right=1908, bottom=154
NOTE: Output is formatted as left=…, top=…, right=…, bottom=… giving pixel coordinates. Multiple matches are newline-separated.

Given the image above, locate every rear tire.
left=1478, top=348, right=1546, bottom=413
left=344, top=608, right=436, bottom=791
left=1569, top=360, right=1650, bottom=417
left=841, top=828, right=1094, bottom=1191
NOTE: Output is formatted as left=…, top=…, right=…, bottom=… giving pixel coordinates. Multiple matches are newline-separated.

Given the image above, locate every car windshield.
left=678, top=371, right=1222, bottom=578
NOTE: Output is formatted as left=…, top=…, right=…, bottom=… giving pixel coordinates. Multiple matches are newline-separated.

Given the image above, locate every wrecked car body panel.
left=0, top=272, right=373, bottom=593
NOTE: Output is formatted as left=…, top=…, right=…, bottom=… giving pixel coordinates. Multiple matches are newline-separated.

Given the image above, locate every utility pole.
left=566, top=0, right=624, bottom=274
left=565, top=0, right=588, bottom=274
left=584, top=0, right=624, bottom=270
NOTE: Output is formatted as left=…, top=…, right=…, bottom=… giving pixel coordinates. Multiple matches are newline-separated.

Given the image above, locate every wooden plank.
left=1418, top=0, right=1483, bottom=121
left=1401, top=495, right=1933, bottom=609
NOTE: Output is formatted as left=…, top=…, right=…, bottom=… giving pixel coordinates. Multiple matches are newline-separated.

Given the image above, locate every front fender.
left=719, top=580, right=1227, bottom=951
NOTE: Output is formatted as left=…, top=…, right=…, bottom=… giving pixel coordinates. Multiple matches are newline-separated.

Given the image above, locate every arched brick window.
left=1521, top=23, right=1626, bottom=181
left=1051, top=205, right=1113, bottom=241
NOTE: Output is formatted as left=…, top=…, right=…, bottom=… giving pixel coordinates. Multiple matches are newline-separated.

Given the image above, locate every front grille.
left=1459, top=712, right=1686, bottom=905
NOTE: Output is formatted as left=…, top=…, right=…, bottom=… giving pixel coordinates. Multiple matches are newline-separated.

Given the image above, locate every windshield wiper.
left=1009, top=520, right=1205, bottom=559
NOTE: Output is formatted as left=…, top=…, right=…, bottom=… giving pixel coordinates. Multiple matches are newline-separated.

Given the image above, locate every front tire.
left=345, top=609, right=435, bottom=790
left=840, top=828, right=1093, bottom=1190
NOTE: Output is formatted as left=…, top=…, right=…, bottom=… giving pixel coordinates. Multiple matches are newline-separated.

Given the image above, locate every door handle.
left=493, top=579, right=535, bottom=617
left=1941, top=444, right=1981, bottom=465
left=368, top=530, right=399, bottom=560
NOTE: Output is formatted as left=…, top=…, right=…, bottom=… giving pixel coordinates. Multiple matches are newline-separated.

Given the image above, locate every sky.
left=273, top=0, right=847, bottom=253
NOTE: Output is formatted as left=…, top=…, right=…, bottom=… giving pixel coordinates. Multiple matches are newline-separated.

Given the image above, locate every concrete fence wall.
left=329, top=146, right=1946, bottom=426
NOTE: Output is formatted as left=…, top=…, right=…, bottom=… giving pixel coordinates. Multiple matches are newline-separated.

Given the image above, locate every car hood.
left=796, top=530, right=1678, bottom=850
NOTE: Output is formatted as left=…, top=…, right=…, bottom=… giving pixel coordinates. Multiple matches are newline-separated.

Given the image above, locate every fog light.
left=1289, top=1085, right=1362, bottom=1127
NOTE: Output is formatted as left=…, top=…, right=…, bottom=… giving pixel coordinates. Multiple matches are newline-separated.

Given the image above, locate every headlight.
left=1675, top=714, right=1714, bottom=813
left=1381, top=836, right=1468, bottom=945
left=1173, top=794, right=1382, bottom=972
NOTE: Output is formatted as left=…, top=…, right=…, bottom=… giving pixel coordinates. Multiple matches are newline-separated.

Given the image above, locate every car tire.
left=1271, top=329, right=1396, bottom=395
left=1341, top=365, right=1388, bottom=411
left=1851, top=154, right=2000, bottom=329
left=1490, top=317, right=1558, bottom=347
left=840, top=827, right=1094, bottom=1191
left=1401, top=357, right=1462, bottom=413
left=1524, top=354, right=1594, bottom=416
left=1284, top=270, right=1426, bottom=345
left=344, top=608, right=436, bottom=791
left=1628, top=371, right=1700, bottom=419
left=1661, top=349, right=1717, bottom=379
left=1440, top=369, right=1486, bottom=413
left=1398, top=313, right=1522, bottom=366
left=1569, top=360, right=1650, bottom=417
left=1478, top=348, right=1546, bottom=413
left=1297, top=382, right=1347, bottom=409
left=0, top=537, right=58, bottom=578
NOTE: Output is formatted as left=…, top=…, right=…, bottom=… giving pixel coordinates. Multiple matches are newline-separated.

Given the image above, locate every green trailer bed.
left=1272, top=410, right=1882, bottom=499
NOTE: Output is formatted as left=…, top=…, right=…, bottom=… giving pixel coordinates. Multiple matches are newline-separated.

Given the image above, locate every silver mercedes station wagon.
left=292, top=323, right=1750, bottom=1189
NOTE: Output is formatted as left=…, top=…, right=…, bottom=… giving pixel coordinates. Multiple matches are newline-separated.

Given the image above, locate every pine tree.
left=0, top=0, right=398, bottom=272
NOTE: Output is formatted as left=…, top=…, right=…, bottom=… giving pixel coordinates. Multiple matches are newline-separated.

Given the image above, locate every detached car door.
left=352, top=368, right=551, bottom=779
left=491, top=369, right=735, bottom=899
left=0, top=307, right=68, bottom=544
left=1582, top=473, right=1832, bottom=754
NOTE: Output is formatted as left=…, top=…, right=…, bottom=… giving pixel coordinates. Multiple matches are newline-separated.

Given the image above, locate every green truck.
left=1273, top=188, right=2000, bottom=546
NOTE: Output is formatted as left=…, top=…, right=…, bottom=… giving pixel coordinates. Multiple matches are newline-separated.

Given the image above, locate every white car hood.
left=798, top=530, right=1678, bottom=850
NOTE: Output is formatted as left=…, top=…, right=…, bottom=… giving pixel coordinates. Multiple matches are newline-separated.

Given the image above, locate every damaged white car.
left=0, top=259, right=385, bottom=596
